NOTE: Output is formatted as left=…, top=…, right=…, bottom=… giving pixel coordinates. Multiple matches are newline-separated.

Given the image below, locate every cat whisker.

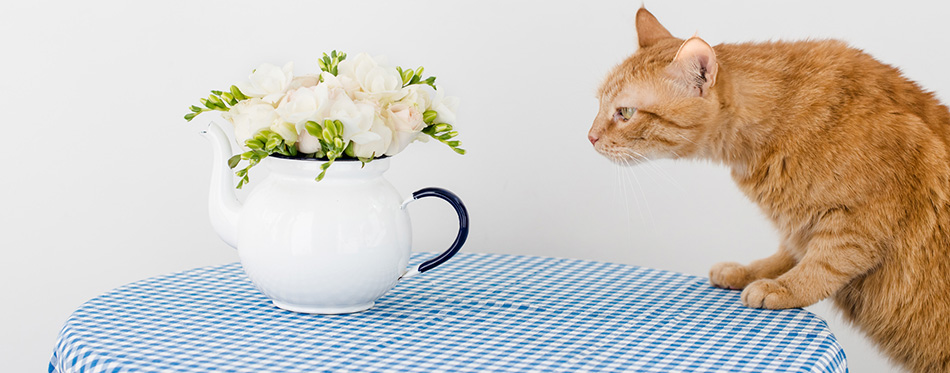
left=621, top=158, right=656, bottom=232
left=676, top=134, right=697, bottom=145
left=618, top=160, right=644, bottom=226
left=624, top=149, right=686, bottom=193
left=615, top=163, right=636, bottom=240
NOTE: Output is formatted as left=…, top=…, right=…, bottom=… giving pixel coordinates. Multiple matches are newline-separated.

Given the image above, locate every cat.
left=588, top=7, right=950, bottom=372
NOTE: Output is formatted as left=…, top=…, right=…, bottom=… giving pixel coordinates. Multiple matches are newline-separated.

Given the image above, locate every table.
left=49, top=252, right=847, bottom=372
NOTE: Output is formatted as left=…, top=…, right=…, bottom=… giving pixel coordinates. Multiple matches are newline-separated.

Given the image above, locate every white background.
left=2, top=1, right=946, bottom=371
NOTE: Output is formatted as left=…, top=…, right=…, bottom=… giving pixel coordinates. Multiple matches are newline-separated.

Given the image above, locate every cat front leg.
left=741, top=218, right=881, bottom=309
left=710, top=246, right=796, bottom=290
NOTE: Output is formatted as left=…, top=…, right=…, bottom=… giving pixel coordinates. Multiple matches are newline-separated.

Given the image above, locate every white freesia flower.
left=288, top=74, right=320, bottom=90
left=383, top=103, right=426, bottom=155
left=270, top=121, right=298, bottom=144
left=349, top=116, right=392, bottom=158
left=296, top=129, right=321, bottom=154
left=324, top=94, right=378, bottom=144
left=429, top=86, right=460, bottom=125
left=337, top=53, right=402, bottom=98
left=276, top=85, right=331, bottom=129
left=236, top=62, right=294, bottom=103
left=396, top=85, right=430, bottom=111
left=221, top=98, right=278, bottom=147
left=319, top=71, right=359, bottom=97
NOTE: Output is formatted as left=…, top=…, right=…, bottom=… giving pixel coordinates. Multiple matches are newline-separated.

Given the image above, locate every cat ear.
left=670, top=36, right=718, bottom=97
left=636, top=7, right=674, bottom=48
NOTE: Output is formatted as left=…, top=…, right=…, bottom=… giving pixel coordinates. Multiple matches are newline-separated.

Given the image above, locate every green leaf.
left=184, top=112, right=197, bottom=121
left=190, top=105, right=203, bottom=113
left=211, top=90, right=223, bottom=96
left=228, top=155, right=241, bottom=169
left=446, top=140, right=460, bottom=147
left=453, top=147, right=466, bottom=155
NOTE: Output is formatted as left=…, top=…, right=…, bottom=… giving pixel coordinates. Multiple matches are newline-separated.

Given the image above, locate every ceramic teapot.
left=202, top=121, right=468, bottom=314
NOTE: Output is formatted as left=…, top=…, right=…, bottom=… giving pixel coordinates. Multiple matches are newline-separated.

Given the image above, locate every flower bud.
left=423, top=110, right=438, bottom=124
left=230, top=85, right=247, bottom=101
left=305, top=121, right=323, bottom=138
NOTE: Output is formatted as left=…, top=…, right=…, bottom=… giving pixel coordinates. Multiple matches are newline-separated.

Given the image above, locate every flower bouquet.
left=186, top=51, right=464, bottom=188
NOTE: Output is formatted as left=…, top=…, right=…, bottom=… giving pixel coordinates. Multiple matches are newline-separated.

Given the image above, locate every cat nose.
left=588, top=134, right=599, bottom=145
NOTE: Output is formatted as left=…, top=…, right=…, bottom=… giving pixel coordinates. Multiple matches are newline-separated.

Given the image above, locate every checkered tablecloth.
left=49, top=252, right=846, bottom=372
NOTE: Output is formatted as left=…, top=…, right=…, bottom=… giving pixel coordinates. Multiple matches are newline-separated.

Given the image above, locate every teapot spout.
left=200, top=121, right=242, bottom=248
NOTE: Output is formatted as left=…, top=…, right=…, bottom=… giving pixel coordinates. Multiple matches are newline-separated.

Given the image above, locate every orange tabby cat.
left=589, top=8, right=950, bottom=372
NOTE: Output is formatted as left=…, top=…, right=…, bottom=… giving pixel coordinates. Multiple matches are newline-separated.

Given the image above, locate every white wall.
left=3, top=1, right=945, bottom=371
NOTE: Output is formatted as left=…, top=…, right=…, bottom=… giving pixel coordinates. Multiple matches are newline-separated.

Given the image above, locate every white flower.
left=396, top=85, right=430, bottom=110
left=276, top=85, right=331, bottom=130
left=236, top=62, right=294, bottom=103
left=324, top=95, right=377, bottom=144
left=270, top=121, right=298, bottom=144
left=429, top=86, right=459, bottom=125
left=337, top=53, right=402, bottom=97
left=296, top=128, right=321, bottom=154
left=221, top=98, right=279, bottom=147
left=288, top=74, right=320, bottom=90
left=382, top=103, right=426, bottom=155
left=349, top=116, right=392, bottom=159
left=319, top=71, right=359, bottom=97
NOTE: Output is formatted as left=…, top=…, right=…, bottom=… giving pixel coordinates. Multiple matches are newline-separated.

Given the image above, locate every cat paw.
left=740, top=279, right=801, bottom=309
left=709, top=262, right=752, bottom=290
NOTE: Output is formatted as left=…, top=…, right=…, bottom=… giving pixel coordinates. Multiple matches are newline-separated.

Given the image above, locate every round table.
left=49, top=252, right=847, bottom=372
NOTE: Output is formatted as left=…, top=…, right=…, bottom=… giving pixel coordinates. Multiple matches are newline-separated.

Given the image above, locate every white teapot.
left=202, top=122, right=469, bottom=314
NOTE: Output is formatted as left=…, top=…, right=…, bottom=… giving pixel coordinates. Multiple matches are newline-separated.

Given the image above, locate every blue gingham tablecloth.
left=49, top=252, right=847, bottom=372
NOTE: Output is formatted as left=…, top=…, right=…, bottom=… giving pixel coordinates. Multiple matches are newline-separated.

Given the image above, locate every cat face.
left=589, top=8, right=721, bottom=164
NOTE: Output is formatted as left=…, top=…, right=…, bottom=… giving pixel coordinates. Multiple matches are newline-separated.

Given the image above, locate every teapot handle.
left=399, top=187, right=469, bottom=279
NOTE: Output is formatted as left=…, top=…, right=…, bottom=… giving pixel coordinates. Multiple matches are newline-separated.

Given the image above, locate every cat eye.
left=614, top=107, right=637, bottom=122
